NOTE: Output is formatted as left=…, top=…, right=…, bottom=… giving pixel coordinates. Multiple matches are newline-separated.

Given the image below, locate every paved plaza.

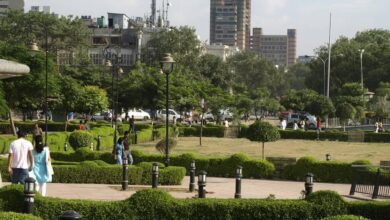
left=14, top=177, right=367, bottom=201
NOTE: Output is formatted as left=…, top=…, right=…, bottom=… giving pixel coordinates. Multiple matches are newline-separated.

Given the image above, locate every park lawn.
left=134, top=137, right=390, bottom=165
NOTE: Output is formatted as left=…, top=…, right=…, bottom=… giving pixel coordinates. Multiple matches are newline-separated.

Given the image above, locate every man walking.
left=122, top=131, right=133, bottom=165
left=7, top=130, right=34, bottom=184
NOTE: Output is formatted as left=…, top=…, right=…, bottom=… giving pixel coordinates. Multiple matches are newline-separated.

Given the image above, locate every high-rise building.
left=210, top=0, right=251, bottom=50
left=0, top=0, right=24, bottom=16
left=251, top=28, right=297, bottom=68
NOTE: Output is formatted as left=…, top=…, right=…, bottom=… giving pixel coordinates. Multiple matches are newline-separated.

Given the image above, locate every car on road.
left=156, top=109, right=182, bottom=122
left=121, top=109, right=151, bottom=121
left=91, top=112, right=110, bottom=121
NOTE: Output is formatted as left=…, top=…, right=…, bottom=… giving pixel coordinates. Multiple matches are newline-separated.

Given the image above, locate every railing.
left=349, top=165, right=390, bottom=199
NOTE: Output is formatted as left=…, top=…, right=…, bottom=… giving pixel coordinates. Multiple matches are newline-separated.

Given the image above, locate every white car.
left=156, top=109, right=182, bottom=122
left=121, top=109, right=151, bottom=121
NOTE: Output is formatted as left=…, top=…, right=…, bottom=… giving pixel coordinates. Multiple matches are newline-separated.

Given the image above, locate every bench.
left=349, top=165, right=390, bottom=199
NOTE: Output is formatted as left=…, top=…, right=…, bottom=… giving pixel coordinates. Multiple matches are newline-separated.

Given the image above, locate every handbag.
left=45, top=147, right=54, bottom=182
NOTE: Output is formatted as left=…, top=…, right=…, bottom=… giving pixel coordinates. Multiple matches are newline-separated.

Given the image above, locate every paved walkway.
left=2, top=177, right=369, bottom=201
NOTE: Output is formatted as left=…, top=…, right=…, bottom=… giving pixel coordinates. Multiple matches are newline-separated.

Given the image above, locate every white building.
left=203, top=43, right=239, bottom=62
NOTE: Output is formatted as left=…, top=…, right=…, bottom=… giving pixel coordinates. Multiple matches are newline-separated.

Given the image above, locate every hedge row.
left=51, top=150, right=275, bottom=179
left=0, top=212, right=41, bottom=220
left=0, top=187, right=389, bottom=220
left=0, top=159, right=185, bottom=185
left=281, top=157, right=375, bottom=183
left=179, top=126, right=225, bottom=137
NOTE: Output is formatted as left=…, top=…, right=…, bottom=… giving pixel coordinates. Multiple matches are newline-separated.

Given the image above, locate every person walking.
left=7, top=130, right=34, bottom=184
left=78, top=120, right=86, bottom=130
left=116, top=137, right=124, bottom=165
left=122, top=131, right=133, bottom=165
left=316, top=117, right=322, bottom=140
left=32, top=135, right=52, bottom=196
left=32, top=123, right=43, bottom=145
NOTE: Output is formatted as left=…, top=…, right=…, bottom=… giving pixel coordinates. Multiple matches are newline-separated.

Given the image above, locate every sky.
left=24, top=0, right=390, bottom=56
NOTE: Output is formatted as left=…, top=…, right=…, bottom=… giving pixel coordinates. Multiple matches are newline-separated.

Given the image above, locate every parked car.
left=219, top=109, right=233, bottom=122
left=285, top=112, right=316, bottom=129
left=156, top=109, right=182, bottom=122
left=121, top=109, right=151, bottom=121
left=200, top=112, right=215, bottom=122
left=91, top=112, right=111, bottom=121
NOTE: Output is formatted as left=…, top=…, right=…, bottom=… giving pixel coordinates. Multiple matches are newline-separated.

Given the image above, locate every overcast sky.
left=25, top=0, right=390, bottom=55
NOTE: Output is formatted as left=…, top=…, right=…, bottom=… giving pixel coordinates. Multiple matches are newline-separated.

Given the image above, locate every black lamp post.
left=326, top=153, right=331, bottom=161
left=235, top=165, right=243, bottom=199
left=152, top=162, right=159, bottom=188
left=160, top=53, right=175, bottom=167
left=305, top=173, right=314, bottom=197
left=198, top=170, right=207, bottom=198
left=23, top=177, right=36, bottom=214
left=189, top=160, right=196, bottom=192
left=122, top=157, right=128, bottom=190
left=64, top=142, right=68, bottom=152
left=103, top=46, right=123, bottom=148
left=30, top=33, right=48, bottom=147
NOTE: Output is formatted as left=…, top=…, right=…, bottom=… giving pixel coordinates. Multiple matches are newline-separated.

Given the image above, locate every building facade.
left=251, top=28, right=297, bottom=68
left=210, top=0, right=251, bottom=50
left=0, top=0, right=24, bottom=16
left=203, top=43, right=240, bottom=62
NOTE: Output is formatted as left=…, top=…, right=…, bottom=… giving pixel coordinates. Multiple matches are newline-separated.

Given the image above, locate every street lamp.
left=103, top=46, right=122, bottom=147
left=30, top=32, right=49, bottom=147
left=160, top=53, right=175, bottom=167
left=358, top=49, right=365, bottom=89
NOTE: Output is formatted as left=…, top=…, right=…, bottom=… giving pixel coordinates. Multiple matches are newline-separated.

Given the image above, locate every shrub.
left=0, top=212, right=42, bottom=220
left=155, top=137, right=177, bottom=153
left=180, top=126, right=225, bottom=137
left=306, top=191, right=348, bottom=217
left=348, top=201, right=390, bottom=220
left=364, top=132, right=390, bottom=143
left=68, top=131, right=93, bottom=150
left=321, top=215, right=369, bottom=220
left=279, top=130, right=348, bottom=141
left=246, top=121, right=281, bottom=160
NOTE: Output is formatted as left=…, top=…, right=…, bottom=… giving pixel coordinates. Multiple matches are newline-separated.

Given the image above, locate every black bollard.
left=189, top=161, right=196, bottom=192
left=122, top=158, right=128, bottom=190
left=235, top=166, right=243, bottom=198
left=59, top=210, right=82, bottom=220
left=152, top=163, right=159, bottom=188
left=23, top=177, right=36, bottom=214
left=134, top=131, right=138, bottom=144
left=325, top=153, right=331, bottom=161
left=64, top=143, right=68, bottom=152
left=198, top=170, right=207, bottom=198
left=305, top=173, right=314, bottom=197
left=97, top=135, right=101, bottom=151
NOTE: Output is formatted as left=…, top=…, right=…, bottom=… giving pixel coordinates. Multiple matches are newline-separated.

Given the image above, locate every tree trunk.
left=9, top=109, right=16, bottom=136
left=64, top=111, right=68, bottom=132
left=262, top=142, right=265, bottom=160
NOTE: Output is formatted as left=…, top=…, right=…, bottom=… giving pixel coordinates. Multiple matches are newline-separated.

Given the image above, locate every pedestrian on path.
left=32, top=123, right=43, bottom=145
left=115, top=137, right=124, bottom=165
left=122, top=131, right=133, bottom=165
left=32, top=135, right=52, bottom=196
left=7, top=130, right=34, bottom=184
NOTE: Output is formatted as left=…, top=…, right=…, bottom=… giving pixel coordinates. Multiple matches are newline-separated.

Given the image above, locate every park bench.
left=349, top=165, right=390, bottom=199
left=266, top=157, right=297, bottom=178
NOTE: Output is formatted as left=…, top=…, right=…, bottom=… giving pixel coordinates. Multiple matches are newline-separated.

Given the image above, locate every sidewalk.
left=18, top=177, right=365, bottom=201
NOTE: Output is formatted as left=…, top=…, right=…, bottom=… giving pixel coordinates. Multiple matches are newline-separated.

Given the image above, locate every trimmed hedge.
left=68, top=131, right=93, bottom=150
left=0, top=159, right=185, bottom=185
left=282, top=157, right=374, bottom=183
left=322, top=215, right=369, bottom=220
left=1, top=187, right=389, bottom=220
left=364, top=131, right=390, bottom=143
left=347, top=201, right=390, bottom=220
left=0, top=212, right=42, bottom=220
left=179, top=126, right=225, bottom=137
left=279, top=130, right=348, bottom=141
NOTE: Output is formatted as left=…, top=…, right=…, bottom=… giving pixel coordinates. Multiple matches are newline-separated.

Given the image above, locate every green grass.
left=133, top=137, right=390, bottom=164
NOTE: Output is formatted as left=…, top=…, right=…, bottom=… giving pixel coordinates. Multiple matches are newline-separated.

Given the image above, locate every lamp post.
left=103, top=46, right=122, bottom=147
left=122, top=157, right=128, bottom=190
left=24, top=177, right=36, bottom=214
left=30, top=31, right=49, bottom=146
left=189, top=160, right=196, bottom=192
left=198, top=170, right=207, bottom=198
left=358, top=49, right=365, bottom=89
left=152, top=162, right=159, bottom=188
left=235, top=165, right=243, bottom=199
left=305, top=173, right=314, bottom=197
left=160, top=53, right=175, bottom=167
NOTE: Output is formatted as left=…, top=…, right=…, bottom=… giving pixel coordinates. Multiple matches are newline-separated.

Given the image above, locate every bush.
left=306, top=191, right=348, bottom=217
left=279, top=130, right=348, bottom=141
left=246, top=121, right=280, bottom=159
left=180, top=126, right=225, bottom=137
left=0, top=212, right=42, bottom=220
left=321, top=215, right=369, bottom=220
left=0, top=187, right=389, bottom=220
left=282, top=157, right=368, bottom=183
left=364, top=131, right=390, bottom=143
left=155, top=137, right=177, bottom=153
left=68, top=131, right=93, bottom=150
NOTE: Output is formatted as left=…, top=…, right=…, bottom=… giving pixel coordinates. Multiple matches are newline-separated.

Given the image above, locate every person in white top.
left=7, top=130, right=34, bottom=184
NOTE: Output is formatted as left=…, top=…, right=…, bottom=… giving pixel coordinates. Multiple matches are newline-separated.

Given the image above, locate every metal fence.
left=349, top=165, right=390, bottom=199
